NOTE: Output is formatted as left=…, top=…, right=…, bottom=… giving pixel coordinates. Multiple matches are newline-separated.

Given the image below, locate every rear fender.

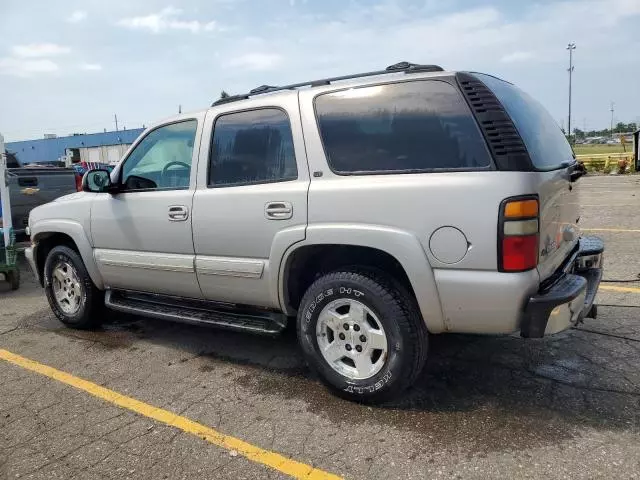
left=279, top=224, right=446, bottom=333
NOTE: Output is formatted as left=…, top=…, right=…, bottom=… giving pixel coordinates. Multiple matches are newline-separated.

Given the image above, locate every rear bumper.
left=521, top=236, right=604, bottom=338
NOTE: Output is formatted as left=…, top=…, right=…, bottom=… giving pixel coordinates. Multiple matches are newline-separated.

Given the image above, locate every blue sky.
left=1, top=0, right=639, bottom=141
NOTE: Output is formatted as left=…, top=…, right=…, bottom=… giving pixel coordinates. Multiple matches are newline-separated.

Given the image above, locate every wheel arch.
left=32, top=220, right=104, bottom=289
left=279, top=224, right=445, bottom=333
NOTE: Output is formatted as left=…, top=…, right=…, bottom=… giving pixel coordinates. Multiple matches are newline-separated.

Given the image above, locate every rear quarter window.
left=473, top=73, right=575, bottom=171
left=314, top=80, right=492, bottom=174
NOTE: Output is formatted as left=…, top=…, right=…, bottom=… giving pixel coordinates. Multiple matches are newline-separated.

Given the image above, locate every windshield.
left=474, top=73, right=575, bottom=170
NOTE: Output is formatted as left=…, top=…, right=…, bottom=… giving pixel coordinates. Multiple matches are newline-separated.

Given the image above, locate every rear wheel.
left=297, top=269, right=427, bottom=403
left=44, top=246, right=104, bottom=329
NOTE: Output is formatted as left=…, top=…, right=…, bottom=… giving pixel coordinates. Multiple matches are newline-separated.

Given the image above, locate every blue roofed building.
left=5, top=128, right=145, bottom=165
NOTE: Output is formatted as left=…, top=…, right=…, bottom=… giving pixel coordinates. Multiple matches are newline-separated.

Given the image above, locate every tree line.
left=571, top=122, right=638, bottom=139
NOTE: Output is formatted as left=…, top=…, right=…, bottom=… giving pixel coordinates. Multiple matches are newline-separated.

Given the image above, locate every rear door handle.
left=168, top=205, right=189, bottom=221
left=265, top=202, right=293, bottom=220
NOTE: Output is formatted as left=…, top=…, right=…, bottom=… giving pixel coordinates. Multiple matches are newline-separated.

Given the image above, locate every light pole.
left=610, top=102, right=615, bottom=138
left=566, top=43, right=576, bottom=143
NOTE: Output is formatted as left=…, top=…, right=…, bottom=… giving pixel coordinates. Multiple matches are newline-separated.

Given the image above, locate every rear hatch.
left=471, top=73, right=580, bottom=281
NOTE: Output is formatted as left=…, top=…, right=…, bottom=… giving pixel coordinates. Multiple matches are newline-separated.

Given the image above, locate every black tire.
left=7, top=269, right=20, bottom=290
left=43, top=245, right=104, bottom=329
left=297, top=269, right=427, bottom=404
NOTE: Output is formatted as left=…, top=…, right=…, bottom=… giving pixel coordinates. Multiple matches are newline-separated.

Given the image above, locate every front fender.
left=31, top=219, right=105, bottom=290
left=279, top=223, right=446, bottom=333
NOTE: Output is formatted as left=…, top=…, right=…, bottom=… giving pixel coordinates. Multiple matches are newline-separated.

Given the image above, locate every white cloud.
left=67, top=10, right=87, bottom=23
left=0, top=57, right=59, bottom=77
left=80, top=63, right=102, bottom=71
left=1, top=44, right=69, bottom=77
left=501, top=51, right=535, bottom=63
left=226, top=53, right=283, bottom=71
left=11, top=43, right=71, bottom=58
left=117, top=6, right=218, bottom=34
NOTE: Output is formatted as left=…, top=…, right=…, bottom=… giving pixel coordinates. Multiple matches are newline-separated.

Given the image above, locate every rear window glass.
left=208, top=108, right=297, bottom=187
left=315, top=80, right=491, bottom=174
left=474, top=73, right=574, bottom=171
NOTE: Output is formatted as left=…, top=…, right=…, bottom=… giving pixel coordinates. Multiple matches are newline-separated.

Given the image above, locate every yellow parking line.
left=599, top=284, right=640, bottom=294
left=0, top=349, right=341, bottom=480
left=582, top=228, right=640, bottom=233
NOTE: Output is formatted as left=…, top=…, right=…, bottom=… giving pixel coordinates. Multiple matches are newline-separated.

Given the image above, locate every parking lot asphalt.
left=1, top=174, right=640, bottom=480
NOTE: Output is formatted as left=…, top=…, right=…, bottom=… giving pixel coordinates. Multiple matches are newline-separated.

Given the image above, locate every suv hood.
left=53, top=191, right=88, bottom=203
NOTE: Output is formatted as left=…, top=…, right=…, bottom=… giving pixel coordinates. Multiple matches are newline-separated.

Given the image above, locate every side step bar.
left=105, top=290, right=287, bottom=336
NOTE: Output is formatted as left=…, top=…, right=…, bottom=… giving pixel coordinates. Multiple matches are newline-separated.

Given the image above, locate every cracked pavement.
left=1, top=175, right=640, bottom=479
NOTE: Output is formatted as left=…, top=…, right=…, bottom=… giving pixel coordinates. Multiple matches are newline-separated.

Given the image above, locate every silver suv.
left=26, top=62, right=603, bottom=403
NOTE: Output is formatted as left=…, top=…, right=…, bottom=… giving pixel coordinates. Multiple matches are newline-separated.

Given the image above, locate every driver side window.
left=121, top=120, right=197, bottom=192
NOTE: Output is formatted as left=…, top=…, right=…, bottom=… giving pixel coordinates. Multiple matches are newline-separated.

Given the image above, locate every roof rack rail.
left=214, top=94, right=249, bottom=105
left=211, top=61, right=444, bottom=106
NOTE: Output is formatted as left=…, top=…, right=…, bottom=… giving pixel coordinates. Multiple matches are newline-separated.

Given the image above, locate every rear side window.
left=315, top=80, right=491, bottom=174
left=474, top=73, right=574, bottom=171
left=208, top=108, right=297, bottom=187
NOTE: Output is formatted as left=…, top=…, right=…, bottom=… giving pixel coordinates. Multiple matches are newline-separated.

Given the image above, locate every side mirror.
left=82, top=169, right=113, bottom=193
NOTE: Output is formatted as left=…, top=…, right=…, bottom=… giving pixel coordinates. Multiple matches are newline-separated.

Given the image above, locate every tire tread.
left=44, top=245, right=104, bottom=330
left=298, top=268, right=427, bottom=403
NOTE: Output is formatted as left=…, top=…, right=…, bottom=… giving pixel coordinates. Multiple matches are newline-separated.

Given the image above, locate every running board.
left=105, top=290, right=287, bottom=336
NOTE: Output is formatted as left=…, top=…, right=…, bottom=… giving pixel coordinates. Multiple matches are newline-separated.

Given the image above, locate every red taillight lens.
left=499, top=196, right=539, bottom=272
left=502, top=235, right=538, bottom=271
left=75, top=174, right=83, bottom=192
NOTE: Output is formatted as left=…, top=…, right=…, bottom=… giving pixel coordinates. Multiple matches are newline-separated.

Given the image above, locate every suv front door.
left=192, top=97, right=309, bottom=308
left=91, top=117, right=204, bottom=298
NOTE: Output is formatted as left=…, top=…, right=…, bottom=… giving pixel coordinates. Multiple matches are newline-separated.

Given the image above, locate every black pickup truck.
left=3, top=156, right=77, bottom=235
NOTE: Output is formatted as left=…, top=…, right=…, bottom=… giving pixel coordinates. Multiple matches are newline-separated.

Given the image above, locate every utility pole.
left=566, top=43, right=576, bottom=143
left=610, top=102, right=615, bottom=138
left=114, top=114, right=119, bottom=132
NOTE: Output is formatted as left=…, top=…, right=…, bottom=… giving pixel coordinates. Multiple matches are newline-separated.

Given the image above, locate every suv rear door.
left=191, top=93, right=309, bottom=308
left=470, top=73, right=580, bottom=281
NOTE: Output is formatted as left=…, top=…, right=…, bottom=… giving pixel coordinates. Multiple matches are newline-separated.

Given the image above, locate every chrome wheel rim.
left=316, top=299, right=388, bottom=380
left=51, top=261, right=84, bottom=315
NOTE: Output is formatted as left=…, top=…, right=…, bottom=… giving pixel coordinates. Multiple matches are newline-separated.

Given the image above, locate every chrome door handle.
left=168, top=205, right=189, bottom=221
left=265, top=202, right=293, bottom=220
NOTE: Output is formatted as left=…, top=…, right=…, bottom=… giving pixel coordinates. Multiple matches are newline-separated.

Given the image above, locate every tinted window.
left=209, top=109, right=297, bottom=187
left=315, top=80, right=491, bottom=174
left=121, top=120, right=197, bottom=191
left=474, top=73, right=574, bottom=171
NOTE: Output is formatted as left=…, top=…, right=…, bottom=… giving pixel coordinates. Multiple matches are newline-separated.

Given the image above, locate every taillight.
left=499, top=197, right=539, bottom=272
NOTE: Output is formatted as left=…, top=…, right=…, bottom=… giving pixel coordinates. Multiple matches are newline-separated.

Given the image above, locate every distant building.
left=5, top=129, right=144, bottom=165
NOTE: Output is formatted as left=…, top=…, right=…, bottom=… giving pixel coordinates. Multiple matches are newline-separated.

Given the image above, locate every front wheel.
left=297, top=269, right=427, bottom=404
left=44, top=245, right=104, bottom=329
